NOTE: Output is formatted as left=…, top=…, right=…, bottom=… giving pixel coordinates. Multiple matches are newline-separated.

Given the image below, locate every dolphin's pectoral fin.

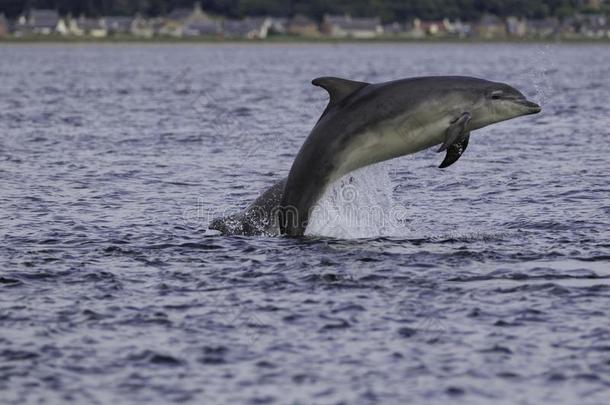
left=312, top=77, right=370, bottom=107
left=437, top=112, right=471, bottom=153
left=439, top=132, right=470, bottom=168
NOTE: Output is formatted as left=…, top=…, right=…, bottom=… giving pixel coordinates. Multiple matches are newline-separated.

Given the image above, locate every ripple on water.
left=0, top=43, right=609, bottom=405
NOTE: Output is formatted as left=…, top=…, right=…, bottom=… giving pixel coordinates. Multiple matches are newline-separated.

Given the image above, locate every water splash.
left=529, top=44, right=557, bottom=106
left=306, top=162, right=409, bottom=238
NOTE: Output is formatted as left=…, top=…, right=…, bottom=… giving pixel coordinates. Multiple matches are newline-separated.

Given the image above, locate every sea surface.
left=0, top=43, right=609, bottom=404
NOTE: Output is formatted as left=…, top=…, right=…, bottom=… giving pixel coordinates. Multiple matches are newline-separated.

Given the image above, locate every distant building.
left=382, top=22, right=404, bottom=36
left=183, top=19, right=222, bottom=36
left=105, top=16, right=134, bottom=35
left=414, top=19, right=450, bottom=36
left=131, top=15, right=154, bottom=38
left=157, top=20, right=183, bottom=37
left=19, top=9, right=69, bottom=35
left=160, top=2, right=213, bottom=37
left=287, top=15, right=319, bottom=37
left=404, top=19, right=425, bottom=38
left=575, top=14, right=609, bottom=37
left=406, top=18, right=468, bottom=38
left=322, top=14, right=383, bottom=38
left=66, top=17, right=82, bottom=36
left=506, top=16, right=527, bottom=37
left=526, top=17, right=560, bottom=38
left=0, top=14, right=7, bottom=37
left=223, top=17, right=272, bottom=39
left=75, top=17, right=108, bottom=38
left=268, top=17, right=288, bottom=35
left=559, top=17, right=578, bottom=37
left=450, top=20, right=472, bottom=38
left=474, top=14, right=507, bottom=38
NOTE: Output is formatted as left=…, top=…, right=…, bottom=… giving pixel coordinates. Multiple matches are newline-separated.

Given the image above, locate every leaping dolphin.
left=209, top=76, right=541, bottom=237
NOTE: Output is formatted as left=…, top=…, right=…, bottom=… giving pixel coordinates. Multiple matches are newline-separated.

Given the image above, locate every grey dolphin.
left=209, top=76, right=541, bottom=236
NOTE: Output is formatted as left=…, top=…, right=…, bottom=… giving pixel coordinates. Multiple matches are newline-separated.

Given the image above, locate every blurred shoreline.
left=2, top=35, right=609, bottom=44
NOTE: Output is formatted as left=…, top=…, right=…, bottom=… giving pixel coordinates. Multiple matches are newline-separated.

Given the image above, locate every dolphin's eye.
left=491, top=91, right=503, bottom=100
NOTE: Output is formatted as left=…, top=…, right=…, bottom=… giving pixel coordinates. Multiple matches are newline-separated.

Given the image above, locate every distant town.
left=1, top=2, right=609, bottom=41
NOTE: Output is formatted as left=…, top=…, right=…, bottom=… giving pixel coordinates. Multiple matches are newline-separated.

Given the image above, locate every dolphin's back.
left=307, top=76, right=492, bottom=160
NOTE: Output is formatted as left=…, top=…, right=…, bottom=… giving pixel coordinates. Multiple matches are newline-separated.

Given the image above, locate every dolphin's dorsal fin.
left=312, top=77, right=369, bottom=107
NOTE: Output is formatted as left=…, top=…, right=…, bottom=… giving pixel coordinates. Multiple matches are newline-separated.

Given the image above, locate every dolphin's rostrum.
left=209, top=76, right=541, bottom=237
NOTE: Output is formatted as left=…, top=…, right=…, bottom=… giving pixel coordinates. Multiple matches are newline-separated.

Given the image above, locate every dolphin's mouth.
left=517, top=99, right=542, bottom=114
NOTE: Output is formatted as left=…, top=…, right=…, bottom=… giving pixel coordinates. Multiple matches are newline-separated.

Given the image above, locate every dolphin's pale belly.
left=333, top=114, right=450, bottom=181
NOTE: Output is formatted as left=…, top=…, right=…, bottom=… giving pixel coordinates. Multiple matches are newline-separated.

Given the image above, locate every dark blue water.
left=1, top=43, right=609, bottom=404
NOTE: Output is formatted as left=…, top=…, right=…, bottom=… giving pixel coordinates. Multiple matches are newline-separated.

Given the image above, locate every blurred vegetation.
left=0, top=0, right=607, bottom=20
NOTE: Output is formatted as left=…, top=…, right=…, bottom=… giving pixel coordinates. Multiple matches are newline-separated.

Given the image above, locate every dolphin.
left=209, top=76, right=541, bottom=237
